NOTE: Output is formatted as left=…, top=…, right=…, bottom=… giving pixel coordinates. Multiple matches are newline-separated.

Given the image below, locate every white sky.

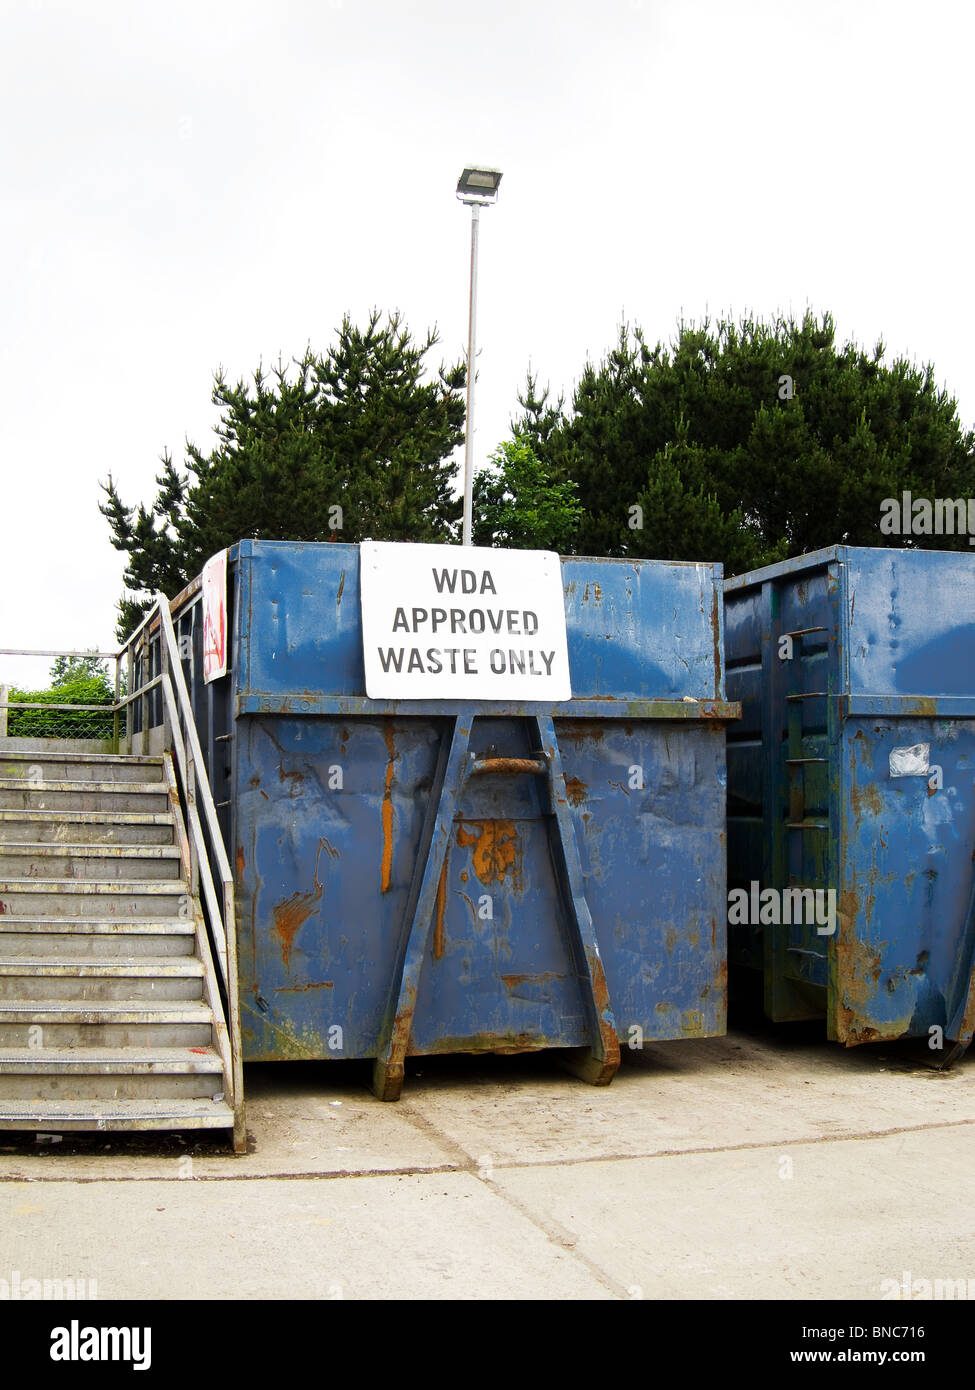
left=2, top=0, right=973, bottom=687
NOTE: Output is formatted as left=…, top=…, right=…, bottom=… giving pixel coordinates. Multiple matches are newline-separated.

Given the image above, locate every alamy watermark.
left=879, top=1270, right=975, bottom=1300
left=880, top=492, right=975, bottom=544
left=0, top=1269, right=97, bottom=1300
left=50, top=1320, right=150, bottom=1371
left=728, top=881, right=836, bottom=935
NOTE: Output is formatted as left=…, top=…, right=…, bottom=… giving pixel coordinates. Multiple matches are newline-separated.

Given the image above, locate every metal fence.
left=0, top=649, right=124, bottom=746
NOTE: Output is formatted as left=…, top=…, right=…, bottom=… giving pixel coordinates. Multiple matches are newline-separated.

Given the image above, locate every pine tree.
left=100, top=311, right=466, bottom=637
left=514, top=312, right=975, bottom=573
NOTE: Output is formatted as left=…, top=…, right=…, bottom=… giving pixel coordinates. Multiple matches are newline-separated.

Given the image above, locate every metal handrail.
left=0, top=641, right=126, bottom=744
left=0, top=701, right=119, bottom=713
left=0, top=676, right=162, bottom=741
left=0, top=648, right=120, bottom=659
left=0, top=600, right=243, bottom=1141
left=145, top=596, right=243, bottom=1130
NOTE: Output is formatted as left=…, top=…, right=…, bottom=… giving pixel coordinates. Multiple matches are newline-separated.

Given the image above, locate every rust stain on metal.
left=278, top=764, right=304, bottom=797
left=584, top=942, right=615, bottom=1026
left=273, top=837, right=338, bottom=968
left=275, top=980, right=335, bottom=993
left=833, top=886, right=888, bottom=1042
left=456, top=819, right=522, bottom=887
left=840, top=1021, right=884, bottom=1045
left=414, top=1031, right=555, bottom=1056
left=273, top=891, right=319, bottom=969
left=558, top=722, right=604, bottom=744
left=711, top=590, right=722, bottom=692
left=381, top=723, right=397, bottom=893
left=564, top=776, right=587, bottom=805
left=850, top=778, right=882, bottom=818
left=476, top=757, right=543, bottom=776
left=433, top=855, right=449, bottom=960
left=336, top=571, right=345, bottom=606
left=235, top=847, right=245, bottom=878
left=500, top=972, right=566, bottom=987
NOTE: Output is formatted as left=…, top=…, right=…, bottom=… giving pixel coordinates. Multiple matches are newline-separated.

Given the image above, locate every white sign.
left=202, top=549, right=228, bottom=683
left=889, top=743, right=930, bottom=777
left=360, top=542, right=571, bottom=700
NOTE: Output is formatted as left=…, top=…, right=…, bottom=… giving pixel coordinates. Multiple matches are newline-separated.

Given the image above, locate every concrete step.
left=0, top=881, right=191, bottom=918
left=0, top=998, right=214, bottom=1047
left=0, top=1095, right=234, bottom=1131
left=0, top=811, right=174, bottom=846
left=0, top=751, right=237, bottom=1141
left=0, top=924, right=194, bottom=959
left=0, top=753, right=164, bottom=783
left=0, top=1045, right=223, bottom=1073
left=0, top=845, right=182, bottom=880
left=0, top=958, right=204, bottom=1002
left=0, top=1043, right=225, bottom=1100
left=0, top=783, right=170, bottom=813
left=0, top=957, right=203, bottom=975
left=0, top=917, right=194, bottom=934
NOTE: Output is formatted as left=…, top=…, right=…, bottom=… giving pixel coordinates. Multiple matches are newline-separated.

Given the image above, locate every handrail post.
left=186, top=729, right=199, bottom=896
left=224, top=875, right=245, bottom=1151
left=0, top=683, right=8, bottom=739
left=112, top=656, right=121, bottom=753
left=125, top=640, right=134, bottom=754
left=158, top=619, right=172, bottom=755
left=140, top=631, right=149, bottom=756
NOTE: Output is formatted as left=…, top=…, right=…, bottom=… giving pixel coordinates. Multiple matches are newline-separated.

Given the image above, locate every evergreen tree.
left=514, top=312, right=975, bottom=574
left=101, top=311, right=466, bottom=637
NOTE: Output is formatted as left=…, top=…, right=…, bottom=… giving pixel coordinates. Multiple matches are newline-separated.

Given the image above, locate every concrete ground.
left=1, top=1022, right=973, bottom=1300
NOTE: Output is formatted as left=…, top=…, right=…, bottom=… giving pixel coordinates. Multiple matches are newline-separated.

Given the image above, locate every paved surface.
left=1, top=1024, right=972, bottom=1300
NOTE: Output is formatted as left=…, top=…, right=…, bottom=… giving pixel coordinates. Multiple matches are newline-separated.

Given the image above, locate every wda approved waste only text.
left=359, top=542, right=571, bottom=701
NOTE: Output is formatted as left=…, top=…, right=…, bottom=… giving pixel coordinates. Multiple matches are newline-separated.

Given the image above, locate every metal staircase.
left=0, top=596, right=244, bottom=1149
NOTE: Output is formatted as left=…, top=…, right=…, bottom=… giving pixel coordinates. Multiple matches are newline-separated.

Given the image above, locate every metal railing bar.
left=152, top=603, right=241, bottom=1135
left=0, top=648, right=121, bottom=660
left=0, top=702, right=120, bottom=714
left=155, top=600, right=235, bottom=892
left=189, top=801, right=230, bottom=991
left=160, top=678, right=190, bottom=805
left=1, top=596, right=242, bottom=1135
left=113, top=674, right=163, bottom=708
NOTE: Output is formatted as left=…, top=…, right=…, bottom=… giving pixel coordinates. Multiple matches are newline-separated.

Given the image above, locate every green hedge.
left=6, top=675, right=116, bottom=739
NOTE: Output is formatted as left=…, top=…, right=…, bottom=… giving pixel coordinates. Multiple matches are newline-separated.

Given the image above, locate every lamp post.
left=456, top=165, right=502, bottom=547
